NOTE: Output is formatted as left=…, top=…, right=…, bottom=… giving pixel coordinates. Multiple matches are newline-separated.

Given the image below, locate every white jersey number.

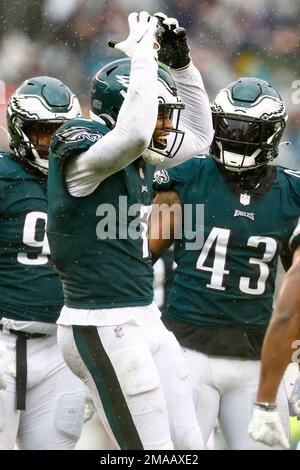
left=239, top=236, right=277, bottom=295
left=17, top=212, right=50, bottom=265
left=140, top=205, right=152, bottom=258
left=196, top=227, right=277, bottom=295
left=196, top=227, right=230, bottom=291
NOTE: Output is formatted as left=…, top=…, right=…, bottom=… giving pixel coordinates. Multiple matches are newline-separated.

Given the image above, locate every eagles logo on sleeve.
left=50, top=118, right=109, bottom=160
left=153, top=170, right=170, bottom=184
left=56, top=126, right=104, bottom=144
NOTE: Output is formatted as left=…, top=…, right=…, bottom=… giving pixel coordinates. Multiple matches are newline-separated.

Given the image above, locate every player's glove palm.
left=248, top=405, right=290, bottom=449
left=289, top=373, right=300, bottom=419
left=154, top=12, right=191, bottom=69
left=108, top=11, right=159, bottom=59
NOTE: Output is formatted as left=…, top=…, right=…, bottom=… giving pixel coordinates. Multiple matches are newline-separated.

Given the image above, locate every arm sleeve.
left=66, top=52, right=158, bottom=197
left=157, top=62, right=214, bottom=170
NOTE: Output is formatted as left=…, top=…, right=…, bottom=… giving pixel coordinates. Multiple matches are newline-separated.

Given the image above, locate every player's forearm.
left=111, top=52, right=158, bottom=157
left=257, top=260, right=300, bottom=403
left=149, top=190, right=180, bottom=255
left=158, top=63, right=213, bottom=170
left=257, top=317, right=299, bottom=403
left=69, top=54, right=158, bottom=180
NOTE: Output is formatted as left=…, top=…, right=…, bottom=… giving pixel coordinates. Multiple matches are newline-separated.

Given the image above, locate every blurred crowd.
left=0, top=0, right=299, bottom=168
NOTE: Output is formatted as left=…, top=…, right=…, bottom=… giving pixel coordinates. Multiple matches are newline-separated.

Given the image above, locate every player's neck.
left=222, top=165, right=267, bottom=191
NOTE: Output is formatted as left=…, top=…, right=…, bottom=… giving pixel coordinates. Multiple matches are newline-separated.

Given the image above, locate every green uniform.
left=154, top=156, right=300, bottom=358
left=0, top=152, right=64, bottom=322
left=47, top=118, right=155, bottom=309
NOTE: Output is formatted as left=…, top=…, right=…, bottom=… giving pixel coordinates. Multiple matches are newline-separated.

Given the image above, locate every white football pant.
left=0, top=329, right=86, bottom=450
left=184, top=348, right=289, bottom=450
left=57, top=308, right=204, bottom=450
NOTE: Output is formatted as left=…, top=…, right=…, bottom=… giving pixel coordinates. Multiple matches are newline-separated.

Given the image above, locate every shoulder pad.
left=50, top=118, right=109, bottom=160
left=0, top=151, right=27, bottom=181
left=0, top=151, right=13, bottom=161
left=280, top=167, right=300, bottom=205
left=283, top=168, right=300, bottom=180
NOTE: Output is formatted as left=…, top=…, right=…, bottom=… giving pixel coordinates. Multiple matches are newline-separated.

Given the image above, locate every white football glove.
left=108, top=11, right=159, bottom=59
left=0, top=341, right=15, bottom=390
left=289, top=373, right=300, bottom=419
left=248, top=405, right=290, bottom=449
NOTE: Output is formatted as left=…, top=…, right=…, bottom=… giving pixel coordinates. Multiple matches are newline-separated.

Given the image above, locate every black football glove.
left=154, top=12, right=191, bottom=69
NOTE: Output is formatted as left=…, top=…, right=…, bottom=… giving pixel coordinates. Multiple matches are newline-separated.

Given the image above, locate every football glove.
left=154, top=12, right=191, bottom=69
left=108, top=11, right=159, bottom=59
left=289, top=373, right=300, bottom=419
left=248, top=404, right=290, bottom=449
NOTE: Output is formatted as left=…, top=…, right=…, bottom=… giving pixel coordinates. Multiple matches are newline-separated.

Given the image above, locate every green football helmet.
left=211, top=77, right=287, bottom=172
left=7, top=76, right=81, bottom=174
left=90, top=58, right=185, bottom=164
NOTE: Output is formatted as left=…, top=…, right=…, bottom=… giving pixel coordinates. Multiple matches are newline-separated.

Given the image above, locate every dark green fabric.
left=0, top=152, right=63, bottom=322
left=154, top=156, right=300, bottom=330
left=48, top=118, right=155, bottom=309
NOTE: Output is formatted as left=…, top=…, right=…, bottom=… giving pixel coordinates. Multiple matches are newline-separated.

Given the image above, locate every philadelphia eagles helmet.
left=211, top=77, right=287, bottom=172
left=7, top=76, right=81, bottom=174
left=90, top=58, right=184, bottom=165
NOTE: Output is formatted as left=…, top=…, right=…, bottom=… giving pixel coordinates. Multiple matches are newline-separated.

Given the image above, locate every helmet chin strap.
left=20, top=130, right=49, bottom=175
left=217, top=141, right=263, bottom=172
left=31, top=147, right=49, bottom=174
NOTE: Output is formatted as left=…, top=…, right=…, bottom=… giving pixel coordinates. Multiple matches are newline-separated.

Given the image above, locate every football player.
left=248, top=243, right=300, bottom=449
left=47, top=11, right=212, bottom=450
left=150, top=76, right=299, bottom=449
left=0, top=76, right=87, bottom=450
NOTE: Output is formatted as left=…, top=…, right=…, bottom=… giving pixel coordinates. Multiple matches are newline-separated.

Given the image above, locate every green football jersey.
left=47, top=118, right=155, bottom=309
left=154, top=156, right=300, bottom=330
left=0, top=152, right=64, bottom=322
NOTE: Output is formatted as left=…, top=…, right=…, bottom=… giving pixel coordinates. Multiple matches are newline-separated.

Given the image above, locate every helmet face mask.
left=148, top=101, right=185, bottom=162
left=7, top=76, right=81, bottom=174
left=90, top=58, right=185, bottom=165
left=211, top=77, right=287, bottom=173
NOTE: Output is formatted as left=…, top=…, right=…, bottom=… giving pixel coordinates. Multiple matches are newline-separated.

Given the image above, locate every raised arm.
left=257, top=245, right=300, bottom=404
left=66, top=12, right=159, bottom=196
left=248, top=245, right=300, bottom=449
left=154, top=13, right=213, bottom=169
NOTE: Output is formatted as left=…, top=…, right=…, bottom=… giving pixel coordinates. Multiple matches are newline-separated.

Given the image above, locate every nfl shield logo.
left=240, top=193, right=250, bottom=206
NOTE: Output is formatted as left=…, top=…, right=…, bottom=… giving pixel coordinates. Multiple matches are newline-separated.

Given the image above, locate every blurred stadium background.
left=0, top=0, right=300, bottom=449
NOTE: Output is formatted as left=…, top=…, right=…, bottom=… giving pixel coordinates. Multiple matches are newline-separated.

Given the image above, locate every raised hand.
left=154, top=12, right=191, bottom=69
left=108, top=11, right=159, bottom=59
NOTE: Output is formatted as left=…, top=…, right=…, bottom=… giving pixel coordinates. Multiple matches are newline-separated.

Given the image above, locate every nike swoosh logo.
left=137, top=31, right=148, bottom=43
